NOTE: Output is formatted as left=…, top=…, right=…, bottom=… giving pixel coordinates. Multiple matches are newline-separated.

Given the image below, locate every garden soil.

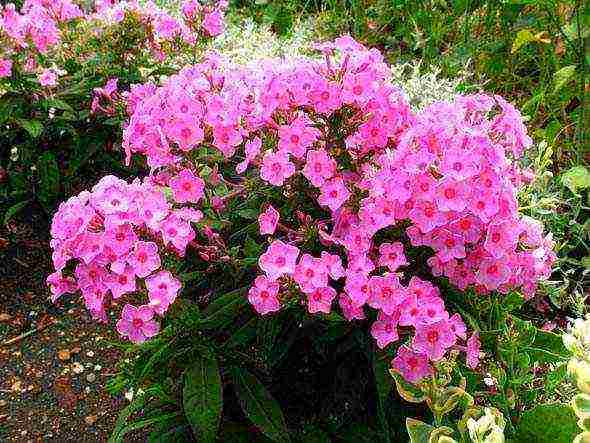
left=0, top=202, right=126, bottom=442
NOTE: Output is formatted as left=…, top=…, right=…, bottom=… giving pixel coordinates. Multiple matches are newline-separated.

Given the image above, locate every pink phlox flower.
left=248, top=275, right=281, bottom=315
left=170, top=168, right=205, bottom=204
left=258, top=240, right=300, bottom=280
left=106, top=266, right=136, bottom=299
left=468, top=189, right=499, bottom=223
left=303, top=149, right=336, bottom=187
left=392, top=345, right=432, bottom=383
left=175, top=207, right=203, bottom=223
left=128, top=241, right=161, bottom=278
left=412, top=319, right=456, bottom=361
left=38, top=68, right=57, bottom=87
left=202, top=10, right=224, bottom=36
left=169, top=116, right=204, bottom=151
left=260, top=150, right=296, bottom=186
left=318, top=177, right=350, bottom=212
left=476, top=257, right=510, bottom=290
left=320, top=251, right=345, bottom=280
left=307, top=286, right=337, bottom=314
left=116, top=304, right=160, bottom=343
left=484, top=220, right=518, bottom=258
left=377, top=242, right=408, bottom=271
left=346, top=252, right=375, bottom=275
left=338, top=293, right=365, bottom=320
left=370, top=310, right=400, bottom=349
left=145, top=270, right=182, bottom=315
left=410, top=200, right=446, bottom=233
left=433, top=229, right=466, bottom=263
left=294, top=253, right=329, bottom=293
left=159, top=213, right=196, bottom=254
left=278, top=115, right=321, bottom=158
left=435, top=178, right=469, bottom=212
left=105, top=222, right=137, bottom=256
left=367, top=274, right=405, bottom=315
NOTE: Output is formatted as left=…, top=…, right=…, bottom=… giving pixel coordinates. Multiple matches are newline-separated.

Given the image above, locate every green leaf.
left=510, top=317, right=537, bottom=347
left=4, top=199, right=30, bottom=226
left=16, top=118, right=43, bottom=138
left=553, top=65, right=577, bottom=93
left=231, top=368, right=289, bottom=442
left=201, top=288, right=249, bottom=330
left=373, top=352, right=393, bottom=441
left=183, top=356, right=223, bottom=443
left=405, top=418, right=434, bottom=443
left=562, top=166, right=590, bottom=194
left=373, top=353, right=393, bottom=404
left=42, top=98, right=74, bottom=112
left=37, top=151, right=60, bottom=209
left=224, top=317, right=258, bottom=349
left=527, top=329, right=569, bottom=363
left=389, top=370, right=427, bottom=404
left=238, top=208, right=260, bottom=220
left=515, top=403, right=578, bottom=443
left=511, top=29, right=535, bottom=53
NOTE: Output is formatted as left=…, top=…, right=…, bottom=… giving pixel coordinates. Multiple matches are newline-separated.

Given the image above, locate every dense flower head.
left=47, top=174, right=213, bottom=343
left=50, top=36, right=555, bottom=383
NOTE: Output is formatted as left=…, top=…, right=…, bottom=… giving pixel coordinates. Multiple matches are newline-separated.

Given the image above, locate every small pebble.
left=86, top=373, right=96, bottom=383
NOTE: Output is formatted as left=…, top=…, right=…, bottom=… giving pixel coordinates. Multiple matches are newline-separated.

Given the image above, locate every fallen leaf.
left=57, top=350, right=71, bottom=361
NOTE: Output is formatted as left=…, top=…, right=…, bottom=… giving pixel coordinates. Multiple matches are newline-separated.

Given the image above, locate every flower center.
left=444, top=188, right=456, bottom=199
left=427, top=330, right=439, bottom=343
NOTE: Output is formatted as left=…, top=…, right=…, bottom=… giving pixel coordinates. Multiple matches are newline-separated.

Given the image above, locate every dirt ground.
left=0, top=203, right=126, bottom=442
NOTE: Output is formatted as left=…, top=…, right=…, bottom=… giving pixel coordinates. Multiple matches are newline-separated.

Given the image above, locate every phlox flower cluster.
left=47, top=174, right=205, bottom=343
left=54, top=36, right=555, bottom=384
left=0, top=0, right=226, bottom=81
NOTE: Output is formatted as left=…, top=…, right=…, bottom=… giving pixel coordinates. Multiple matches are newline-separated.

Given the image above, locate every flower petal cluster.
left=47, top=175, right=202, bottom=343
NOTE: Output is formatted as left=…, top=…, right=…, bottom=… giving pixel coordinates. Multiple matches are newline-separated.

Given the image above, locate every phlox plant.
left=0, top=0, right=226, bottom=214
left=48, top=35, right=557, bottom=393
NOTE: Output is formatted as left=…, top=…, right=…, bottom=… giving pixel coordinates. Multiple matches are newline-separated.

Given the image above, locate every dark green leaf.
left=224, top=317, right=258, bottom=349
left=231, top=368, right=289, bottom=442
left=201, top=288, right=249, bottom=330
left=37, top=151, right=60, bottom=209
left=183, top=356, right=223, bottom=443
